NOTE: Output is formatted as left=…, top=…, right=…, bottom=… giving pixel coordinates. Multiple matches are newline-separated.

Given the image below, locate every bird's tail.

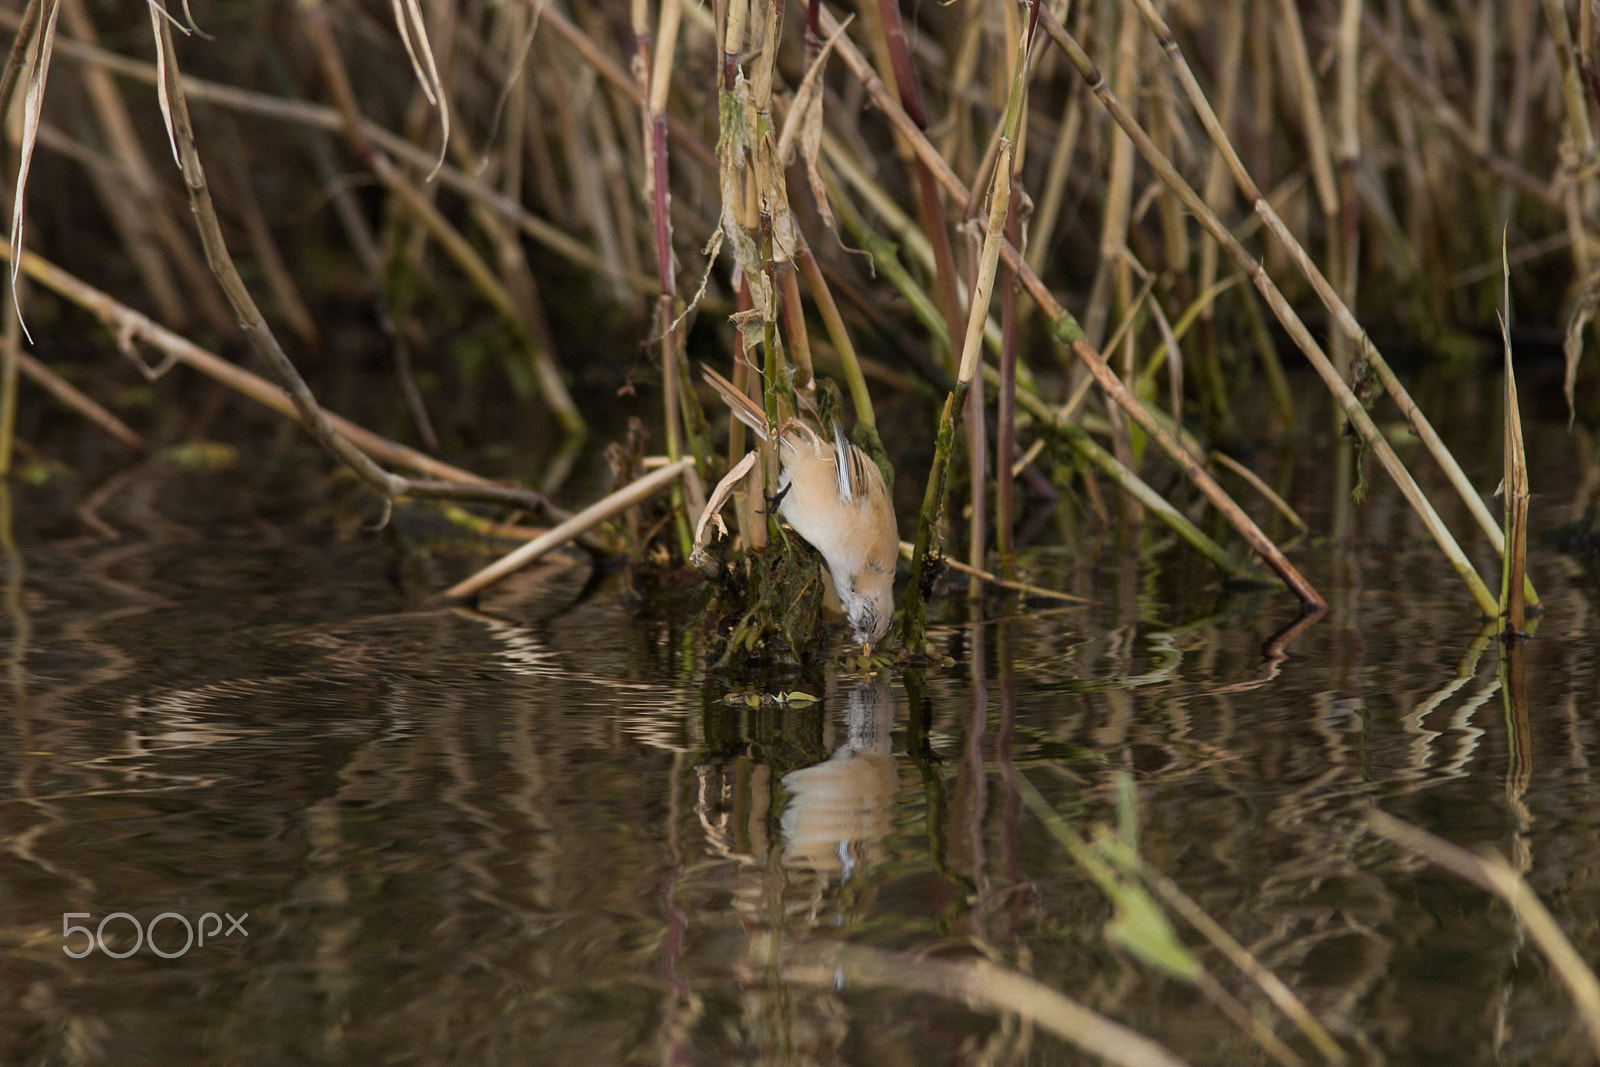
left=702, top=365, right=770, bottom=442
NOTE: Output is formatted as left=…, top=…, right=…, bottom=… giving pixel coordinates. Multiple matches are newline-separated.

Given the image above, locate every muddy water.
left=2, top=367, right=1599, bottom=1065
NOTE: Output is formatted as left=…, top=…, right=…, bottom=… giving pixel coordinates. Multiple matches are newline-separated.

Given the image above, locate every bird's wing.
left=832, top=422, right=868, bottom=505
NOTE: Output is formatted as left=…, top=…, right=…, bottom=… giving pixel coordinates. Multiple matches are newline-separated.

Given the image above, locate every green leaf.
left=1104, top=884, right=1202, bottom=981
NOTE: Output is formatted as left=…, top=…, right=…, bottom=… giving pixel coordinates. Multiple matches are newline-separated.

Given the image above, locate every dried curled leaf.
left=776, top=15, right=853, bottom=233
left=390, top=0, right=451, bottom=181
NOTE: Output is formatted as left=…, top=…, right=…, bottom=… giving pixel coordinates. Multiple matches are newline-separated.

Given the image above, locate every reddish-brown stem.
left=873, top=0, right=964, bottom=359
left=996, top=181, right=1021, bottom=581
left=965, top=350, right=987, bottom=599
left=651, top=116, right=675, bottom=297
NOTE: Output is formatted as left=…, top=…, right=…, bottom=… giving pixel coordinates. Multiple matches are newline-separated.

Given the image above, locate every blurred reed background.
left=0, top=0, right=1594, bottom=635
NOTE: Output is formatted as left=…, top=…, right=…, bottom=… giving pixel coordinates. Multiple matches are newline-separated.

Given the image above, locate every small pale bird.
left=702, top=366, right=899, bottom=653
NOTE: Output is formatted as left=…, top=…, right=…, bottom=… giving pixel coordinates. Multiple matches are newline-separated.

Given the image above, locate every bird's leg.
left=762, top=482, right=791, bottom=515
left=761, top=482, right=794, bottom=551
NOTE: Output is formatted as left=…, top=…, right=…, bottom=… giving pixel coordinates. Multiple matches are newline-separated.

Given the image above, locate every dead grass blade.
left=9, top=0, right=61, bottom=342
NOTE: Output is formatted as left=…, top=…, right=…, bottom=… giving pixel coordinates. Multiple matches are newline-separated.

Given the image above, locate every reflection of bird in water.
left=781, top=681, right=900, bottom=879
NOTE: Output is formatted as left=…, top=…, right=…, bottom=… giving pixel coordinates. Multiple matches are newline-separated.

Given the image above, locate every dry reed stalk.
left=3, top=245, right=571, bottom=518
left=64, top=0, right=237, bottom=336
left=521, top=50, right=566, bottom=217
left=1082, top=2, right=1141, bottom=351
left=1025, top=76, right=1082, bottom=277
left=1053, top=421, right=1254, bottom=580
left=7, top=15, right=663, bottom=294
left=1131, top=0, right=1535, bottom=612
left=1149, top=88, right=1189, bottom=285
left=299, top=3, right=585, bottom=439
left=820, top=5, right=1323, bottom=610
left=1541, top=0, right=1597, bottom=165
left=57, top=0, right=187, bottom=328
left=1540, top=0, right=1600, bottom=346
left=1043, top=3, right=1481, bottom=614
left=7, top=0, right=60, bottom=341
left=938, top=4, right=980, bottom=172
left=591, top=83, right=647, bottom=296
left=553, top=62, right=627, bottom=283
left=0, top=0, right=40, bottom=119
left=446, top=459, right=692, bottom=599
left=794, top=237, right=876, bottom=437
left=775, top=263, right=815, bottom=402
left=1194, top=0, right=1243, bottom=428
left=1369, top=810, right=1600, bottom=1060
left=55, top=19, right=578, bottom=529
left=1269, top=0, right=1339, bottom=285
left=1333, top=0, right=1361, bottom=380
left=1499, top=255, right=1530, bottom=638
left=638, top=0, right=700, bottom=557
left=1362, top=15, right=1600, bottom=235
left=1210, top=451, right=1306, bottom=533
left=729, top=279, right=766, bottom=551
left=0, top=0, right=29, bottom=477
left=216, top=121, right=320, bottom=350
left=904, top=539, right=1088, bottom=603
left=1494, top=1, right=1536, bottom=239
left=532, top=2, right=715, bottom=177
left=1469, top=0, right=1495, bottom=185
left=952, top=3, right=1035, bottom=599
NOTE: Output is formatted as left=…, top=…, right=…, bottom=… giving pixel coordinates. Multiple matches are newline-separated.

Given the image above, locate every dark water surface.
left=4, top=369, right=1600, bottom=1065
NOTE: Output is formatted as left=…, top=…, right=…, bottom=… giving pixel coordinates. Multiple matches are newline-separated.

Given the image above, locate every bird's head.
left=845, top=572, right=894, bottom=655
